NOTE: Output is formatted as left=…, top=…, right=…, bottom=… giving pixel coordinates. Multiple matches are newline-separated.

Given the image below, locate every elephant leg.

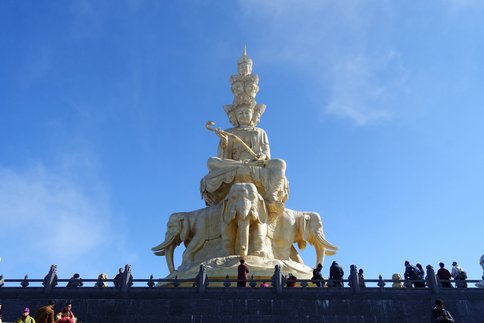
left=278, top=242, right=292, bottom=260
left=182, top=235, right=206, bottom=268
left=222, top=220, right=237, bottom=256
left=289, top=245, right=304, bottom=264
left=250, top=223, right=269, bottom=257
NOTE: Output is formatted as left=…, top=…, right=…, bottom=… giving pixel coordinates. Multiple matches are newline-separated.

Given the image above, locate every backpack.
left=410, top=266, right=420, bottom=279
left=458, top=271, right=468, bottom=280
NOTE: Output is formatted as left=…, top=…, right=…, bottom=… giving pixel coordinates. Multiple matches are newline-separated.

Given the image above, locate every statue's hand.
left=217, top=132, right=228, bottom=147
left=246, top=159, right=267, bottom=167
left=256, top=153, right=268, bottom=161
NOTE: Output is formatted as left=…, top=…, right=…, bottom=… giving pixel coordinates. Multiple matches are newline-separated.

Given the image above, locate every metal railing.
left=1, top=264, right=483, bottom=294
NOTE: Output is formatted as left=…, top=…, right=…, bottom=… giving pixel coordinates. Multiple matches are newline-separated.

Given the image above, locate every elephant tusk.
left=316, top=233, right=338, bottom=252
left=151, top=233, right=177, bottom=252
left=316, top=245, right=325, bottom=267
left=165, top=244, right=176, bottom=274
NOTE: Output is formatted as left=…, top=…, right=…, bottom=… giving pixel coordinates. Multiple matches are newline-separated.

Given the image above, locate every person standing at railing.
left=312, top=264, right=324, bottom=287
left=34, top=300, right=55, bottom=323
left=66, top=273, right=83, bottom=288
left=329, top=261, right=344, bottom=287
left=113, top=267, right=123, bottom=287
left=415, top=263, right=425, bottom=288
left=237, top=259, right=249, bottom=287
left=404, top=261, right=420, bottom=288
left=436, top=262, right=452, bottom=288
left=358, top=268, right=366, bottom=288
left=285, top=273, right=297, bottom=288
left=15, top=307, right=35, bottom=323
left=95, top=273, right=109, bottom=287
left=451, top=261, right=468, bottom=288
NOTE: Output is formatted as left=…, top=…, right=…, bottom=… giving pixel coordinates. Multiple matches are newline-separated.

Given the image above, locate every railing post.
left=377, top=275, right=386, bottom=288
left=426, top=265, right=439, bottom=294
left=120, top=264, right=133, bottom=294
left=21, top=275, right=29, bottom=288
left=272, top=264, right=283, bottom=294
left=196, top=264, right=207, bottom=292
left=42, top=264, right=58, bottom=293
left=350, top=265, right=360, bottom=293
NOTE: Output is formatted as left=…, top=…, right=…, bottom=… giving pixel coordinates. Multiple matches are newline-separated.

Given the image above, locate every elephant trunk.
left=235, top=199, right=252, bottom=258
left=235, top=199, right=252, bottom=219
left=239, top=221, right=249, bottom=257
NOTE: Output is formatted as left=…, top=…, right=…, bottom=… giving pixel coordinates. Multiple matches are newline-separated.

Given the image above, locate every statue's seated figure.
left=201, top=50, right=289, bottom=212
left=201, top=101, right=288, bottom=209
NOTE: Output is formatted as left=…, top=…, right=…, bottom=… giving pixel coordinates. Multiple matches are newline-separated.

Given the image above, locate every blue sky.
left=1, top=0, right=483, bottom=284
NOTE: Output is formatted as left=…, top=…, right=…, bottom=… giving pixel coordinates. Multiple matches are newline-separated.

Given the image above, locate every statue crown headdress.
left=237, top=46, right=252, bottom=66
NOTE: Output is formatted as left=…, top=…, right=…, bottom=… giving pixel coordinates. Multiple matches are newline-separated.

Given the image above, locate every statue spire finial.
left=243, top=45, right=247, bottom=57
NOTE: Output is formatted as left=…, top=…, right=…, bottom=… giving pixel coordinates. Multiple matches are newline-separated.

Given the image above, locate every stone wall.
left=1, top=287, right=484, bottom=323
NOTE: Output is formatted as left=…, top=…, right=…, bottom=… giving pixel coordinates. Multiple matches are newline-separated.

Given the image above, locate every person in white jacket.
left=451, top=261, right=467, bottom=288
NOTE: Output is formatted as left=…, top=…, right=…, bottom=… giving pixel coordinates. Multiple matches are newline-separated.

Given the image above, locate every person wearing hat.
left=15, top=307, right=36, bottom=323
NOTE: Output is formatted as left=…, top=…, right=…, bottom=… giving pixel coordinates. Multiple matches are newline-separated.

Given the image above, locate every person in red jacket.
left=237, top=259, right=249, bottom=287
left=56, top=302, right=76, bottom=323
left=436, top=262, right=452, bottom=288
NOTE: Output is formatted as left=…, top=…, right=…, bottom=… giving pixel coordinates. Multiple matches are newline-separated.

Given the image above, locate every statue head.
left=235, top=105, right=254, bottom=126
left=224, top=98, right=266, bottom=128
left=237, top=47, right=253, bottom=76
left=231, top=80, right=244, bottom=97
left=244, top=79, right=259, bottom=98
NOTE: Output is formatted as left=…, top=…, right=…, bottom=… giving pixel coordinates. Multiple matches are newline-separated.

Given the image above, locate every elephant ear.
left=179, top=215, right=190, bottom=241
left=256, top=194, right=268, bottom=224
left=222, top=197, right=236, bottom=224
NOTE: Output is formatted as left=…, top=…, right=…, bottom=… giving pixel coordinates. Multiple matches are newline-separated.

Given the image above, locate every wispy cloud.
left=325, top=50, right=405, bottom=125
left=0, top=154, right=116, bottom=277
left=238, top=0, right=405, bottom=125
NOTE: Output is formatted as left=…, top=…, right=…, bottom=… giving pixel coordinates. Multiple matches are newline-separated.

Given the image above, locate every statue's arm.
left=259, top=129, right=271, bottom=160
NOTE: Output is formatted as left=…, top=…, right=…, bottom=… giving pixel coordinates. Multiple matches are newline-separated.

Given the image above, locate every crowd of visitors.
left=0, top=259, right=470, bottom=291
left=0, top=300, right=78, bottom=323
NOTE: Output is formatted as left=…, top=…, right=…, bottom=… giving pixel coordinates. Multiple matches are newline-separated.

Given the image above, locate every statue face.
left=235, top=107, right=253, bottom=126
left=238, top=62, right=252, bottom=76
left=231, top=81, right=244, bottom=96
left=245, top=81, right=258, bottom=98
